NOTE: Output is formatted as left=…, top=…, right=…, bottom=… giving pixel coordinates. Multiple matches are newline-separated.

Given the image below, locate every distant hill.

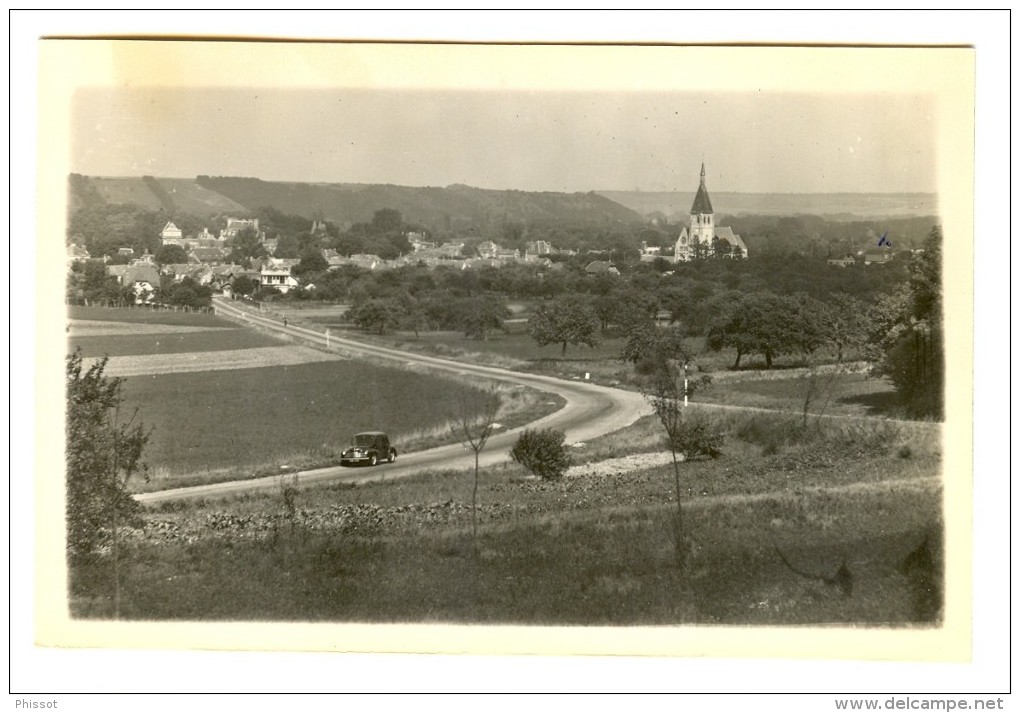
left=82, top=176, right=251, bottom=216
left=69, top=175, right=643, bottom=231
left=194, top=177, right=642, bottom=229
left=596, top=190, right=939, bottom=221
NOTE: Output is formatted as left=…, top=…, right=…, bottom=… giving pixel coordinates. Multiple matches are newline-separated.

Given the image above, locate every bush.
left=509, top=428, right=572, bottom=480
left=667, top=419, right=724, bottom=460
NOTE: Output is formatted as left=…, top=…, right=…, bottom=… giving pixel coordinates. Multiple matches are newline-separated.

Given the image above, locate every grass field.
left=69, top=305, right=234, bottom=327
left=119, top=360, right=518, bottom=489
left=70, top=329, right=286, bottom=358
left=696, top=371, right=906, bottom=419
left=73, top=412, right=943, bottom=625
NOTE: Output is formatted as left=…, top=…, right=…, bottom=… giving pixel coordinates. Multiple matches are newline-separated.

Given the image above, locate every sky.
left=71, top=87, right=937, bottom=195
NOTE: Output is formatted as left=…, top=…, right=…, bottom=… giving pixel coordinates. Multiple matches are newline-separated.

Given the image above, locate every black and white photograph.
left=14, top=12, right=1007, bottom=701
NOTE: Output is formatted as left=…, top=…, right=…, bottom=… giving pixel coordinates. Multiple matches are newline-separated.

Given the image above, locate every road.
left=135, top=298, right=652, bottom=505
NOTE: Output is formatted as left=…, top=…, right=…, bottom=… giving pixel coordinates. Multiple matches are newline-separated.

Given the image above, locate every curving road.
left=135, top=298, right=652, bottom=505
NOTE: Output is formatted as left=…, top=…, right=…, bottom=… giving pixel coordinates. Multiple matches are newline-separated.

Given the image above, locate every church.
left=674, top=164, right=748, bottom=261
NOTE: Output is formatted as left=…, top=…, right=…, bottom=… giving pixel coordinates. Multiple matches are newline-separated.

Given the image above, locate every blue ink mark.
left=878, top=232, right=892, bottom=247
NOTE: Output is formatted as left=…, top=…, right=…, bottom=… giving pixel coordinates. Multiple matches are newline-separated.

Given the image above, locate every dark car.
left=340, top=431, right=397, bottom=467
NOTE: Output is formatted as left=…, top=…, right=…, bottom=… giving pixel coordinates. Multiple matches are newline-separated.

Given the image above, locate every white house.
left=260, top=258, right=300, bottom=293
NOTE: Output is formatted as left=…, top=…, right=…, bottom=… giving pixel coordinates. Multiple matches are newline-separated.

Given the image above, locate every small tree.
left=66, top=350, right=150, bottom=616
left=509, top=428, right=571, bottom=480
left=623, top=328, right=721, bottom=572
left=451, top=387, right=501, bottom=553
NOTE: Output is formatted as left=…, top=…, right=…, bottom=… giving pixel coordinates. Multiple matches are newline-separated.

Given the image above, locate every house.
left=863, top=251, right=894, bottom=265
left=67, top=244, right=90, bottom=264
left=438, top=242, right=466, bottom=258
left=262, top=238, right=278, bottom=256
left=827, top=254, right=857, bottom=267
left=132, top=252, right=157, bottom=266
left=585, top=260, right=620, bottom=276
left=476, top=241, right=502, bottom=259
left=117, top=247, right=135, bottom=258
left=160, top=221, right=183, bottom=242
left=219, top=218, right=261, bottom=240
left=526, top=240, right=555, bottom=256
left=188, top=247, right=227, bottom=264
left=674, top=164, right=748, bottom=261
left=109, top=263, right=160, bottom=303
left=349, top=254, right=386, bottom=270
left=260, top=258, right=300, bottom=293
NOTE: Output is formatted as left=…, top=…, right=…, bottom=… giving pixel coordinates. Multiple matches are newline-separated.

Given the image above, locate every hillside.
left=194, top=177, right=643, bottom=230
left=81, top=176, right=251, bottom=216
left=71, top=175, right=644, bottom=232
left=597, top=190, right=939, bottom=221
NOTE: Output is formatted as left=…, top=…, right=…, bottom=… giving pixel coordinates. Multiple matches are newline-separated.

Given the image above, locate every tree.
left=273, top=233, right=302, bottom=259
left=639, top=353, right=721, bottom=573
left=154, top=243, right=188, bottom=266
left=292, top=248, right=328, bottom=278
left=349, top=298, right=401, bottom=334
left=371, top=208, right=403, bottom=234
left=509, top=428, right=572, bottom=480
left=227, top=226, right=267, bottom=267
left=163, top=277, right=212, bottom=309
left=621, top=325, right=692, bottom=380
left=817, top=292, right=872, bottom=363
left=231, top=275, right=258, bottom=297
left=706, top=291, right=823, bottom=369
left=527, top=294, right=601, bottom=356
left=66, top=350, right=150, bottom=615
left=458, top=294, right=510, bottom=340
left=871, top=226, right=944, bottom=418
left=451, top=387, right=501, bottom=554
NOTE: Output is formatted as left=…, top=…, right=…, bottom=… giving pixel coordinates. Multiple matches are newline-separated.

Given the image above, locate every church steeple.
left=690, top=162, right=714, bottom=216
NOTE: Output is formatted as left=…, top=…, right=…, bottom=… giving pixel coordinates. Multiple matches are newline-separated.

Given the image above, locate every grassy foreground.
left=71, top=412, right=943, bottom=626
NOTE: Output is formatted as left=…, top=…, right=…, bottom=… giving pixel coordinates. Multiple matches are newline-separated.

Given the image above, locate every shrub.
left=667, top=419, right=724, bottom=460
left=509, top=428, right=572, bottom=480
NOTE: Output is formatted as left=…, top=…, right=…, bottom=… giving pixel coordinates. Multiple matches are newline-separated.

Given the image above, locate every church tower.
left=689, top=162, right=715, bottom=246
left=675, top=163, right=716, bottom=262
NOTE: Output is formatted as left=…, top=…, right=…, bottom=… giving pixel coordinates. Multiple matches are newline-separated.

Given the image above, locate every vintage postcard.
left=32, top=38, right=975, bottom=673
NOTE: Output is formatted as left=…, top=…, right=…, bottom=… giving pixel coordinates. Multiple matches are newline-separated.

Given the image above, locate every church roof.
left=714, top=226, right=748, bottom=252
left=691, top=165, right=714, bottom=215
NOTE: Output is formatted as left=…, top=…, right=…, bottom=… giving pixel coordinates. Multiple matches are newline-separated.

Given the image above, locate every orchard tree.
left=458, top=294, right=510, bottom=341
left=817, top=292, right=872, bottom=363
left=527, top=294, right=601, bottom=356
left=621, top=324, right=692, bottom=380
left=349, top=298, right=401, bottom=334
left=706, top=291, right=824, bottom=369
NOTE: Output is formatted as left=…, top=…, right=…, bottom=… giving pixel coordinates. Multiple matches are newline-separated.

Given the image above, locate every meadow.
left=73, top=409, right=943, bottom=625
left=68, top=306, right=558, bottom=491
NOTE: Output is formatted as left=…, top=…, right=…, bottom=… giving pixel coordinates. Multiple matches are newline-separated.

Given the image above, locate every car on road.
left=340, top=431, right=397, bottom=467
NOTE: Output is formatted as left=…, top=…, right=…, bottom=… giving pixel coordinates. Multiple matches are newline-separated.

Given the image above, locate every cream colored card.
left=34, top=39, right=973, bottom=665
